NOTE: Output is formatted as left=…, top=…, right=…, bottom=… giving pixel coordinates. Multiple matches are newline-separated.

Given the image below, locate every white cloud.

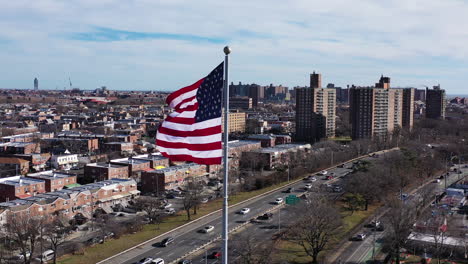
left=0, top=0, right=467, bottom=93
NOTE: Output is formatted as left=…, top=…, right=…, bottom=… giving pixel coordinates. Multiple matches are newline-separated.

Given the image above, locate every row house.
left=110, top=158, right=151, bottom=181
left=0, top=142, right=40, bottom=154
left=132, top=153, right=170, bottom=169
left=102, top=142, right=134, bottom=154
left=42, top=138, right=99, bottom=154
left=241, top=143, right=311, bottom=170
left=141, top=163, right=208, bottom=194
left=0, top=176, right=46, bottom=202
left=0, top=178, right=139, bottom=223
left=0, top=157, right=30, bottom=177
left=84, top=163, right=129, bottom=182
left=27, top=170, right=78, bottom=192
left=1, top=132, right=53, bottom=143
left=207, top=140, right=262, bottom=175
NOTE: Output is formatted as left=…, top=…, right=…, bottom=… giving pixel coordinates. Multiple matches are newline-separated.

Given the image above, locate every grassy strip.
left=274, top=203, right=380, bottom=264
left=57, top=181, right=292, bottom=264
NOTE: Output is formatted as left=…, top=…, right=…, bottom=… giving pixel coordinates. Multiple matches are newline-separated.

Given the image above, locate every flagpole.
left=222, top=45, right=231, bottom=264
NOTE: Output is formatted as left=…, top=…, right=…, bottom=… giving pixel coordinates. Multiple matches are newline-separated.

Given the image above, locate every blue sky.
left=1, top=0, right=467, bottom=94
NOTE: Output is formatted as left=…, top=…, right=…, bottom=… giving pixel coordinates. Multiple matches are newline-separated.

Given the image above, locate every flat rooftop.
left=86, top=163, right=127, bottom=169
left=0, top=176, right=44, bottom=187
left=27, top=170, right=76, bottom=180
left=228, top=140, right=261, bottom=148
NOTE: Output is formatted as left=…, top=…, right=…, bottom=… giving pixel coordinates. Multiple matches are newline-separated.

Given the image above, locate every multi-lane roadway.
left=98, top=149, right=394, bottom=264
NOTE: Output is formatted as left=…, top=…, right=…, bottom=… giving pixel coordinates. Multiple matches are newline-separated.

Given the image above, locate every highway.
left=333, top=164, right=468, bottom=264
left=98, top=149, right=393, bottom=264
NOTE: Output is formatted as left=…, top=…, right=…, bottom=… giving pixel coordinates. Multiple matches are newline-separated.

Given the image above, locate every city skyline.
left=1, top=1, right=468, bottom=94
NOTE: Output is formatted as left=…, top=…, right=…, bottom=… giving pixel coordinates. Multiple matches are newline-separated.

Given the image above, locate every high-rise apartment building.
left=230, top=97, right=252, bottom=109
left=310, top=71, right=321, bottom=88
left=425, top=85, right=446, bottom=119
left=402, top=88, right=415, bottom=129
left=229, top=82, right=263, bottom=107
left=296, top=72, right=336, bottom=143
left=34, top=78, right=38, bottom=90
left=349, top=76, right=414, bottom=139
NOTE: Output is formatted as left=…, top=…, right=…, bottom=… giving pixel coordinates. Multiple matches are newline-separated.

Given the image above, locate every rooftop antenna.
left=69, top=77, right=73, bottom=89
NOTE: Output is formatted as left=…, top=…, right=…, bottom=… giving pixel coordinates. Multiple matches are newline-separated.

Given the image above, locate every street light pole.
left=278, top=207, right=281, bottom=232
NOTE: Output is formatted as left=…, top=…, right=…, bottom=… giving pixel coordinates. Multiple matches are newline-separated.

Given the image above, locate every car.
left=353, top=233, right=366, bottom=241
left=202, top=225, right=215, bottom=233
left=337, top=164, right=345, bottom=168
left=165, top=208, right=176, bottom=214
left=179, top=260, right=192, bottom=264
left=200, top=198, right=209, bottom=203
left=153, top=258, right=165, bottom=264
left=274, top=198, right=283, bottom=204
left=333, top=186, right=343, bottom=192
left=375, top=224, right=385, bottom=232
left=433, top=179, right=441, bottom=183
left=160, top=203, right=172, bottom=209
left=160, top=237, right=174, bottom=247
left=137, top=257, right=155, bottom=264
left=326, top=175, right=334, bottom=180
left=304, top=184, right=312, bottom=189
left=209, top=251, right=221, bottom=259
left=369, top=220, right=381, bottom=227
left=317, top=170, right=328, bottom=175
left=439, top=175, right=445, bottom=179
left=240, top=208, right=250, bottom=214
left=310, top=177, right=317, bottom=182
left=283, top=187, right=292, bottom=193
left=166, top=193, right=176, bottom=199
left=41, top=250, right=55, bottom=261
left=257, top=213, right=273, bottom=220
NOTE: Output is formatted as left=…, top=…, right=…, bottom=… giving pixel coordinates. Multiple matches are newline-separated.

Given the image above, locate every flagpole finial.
left=223, top=46, right=231, bottom=55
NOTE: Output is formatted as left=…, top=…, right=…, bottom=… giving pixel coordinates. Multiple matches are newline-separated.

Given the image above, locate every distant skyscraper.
left=425, top=85, right=446, bottom=119
left=310, top=71, right=322, bottom=88
left=349, top=76, right=414, bottom=139
left=34, top=78, right=38, bottom=90
left=296, top=72, right=336, bottom=143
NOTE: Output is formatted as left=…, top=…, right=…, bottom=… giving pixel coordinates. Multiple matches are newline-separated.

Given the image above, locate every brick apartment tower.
left=349, top=76, right=414, bottom=139
left=425, top=85, right=446, bottom=119
left=296, top=72, right=336, bottom=143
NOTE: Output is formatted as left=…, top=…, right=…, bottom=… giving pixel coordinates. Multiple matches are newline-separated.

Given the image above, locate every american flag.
left=156, top=62, right=224, bottom=165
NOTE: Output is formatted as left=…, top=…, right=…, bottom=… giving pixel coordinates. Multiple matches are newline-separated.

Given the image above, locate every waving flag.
left=156, top=62, right=224, bottom=165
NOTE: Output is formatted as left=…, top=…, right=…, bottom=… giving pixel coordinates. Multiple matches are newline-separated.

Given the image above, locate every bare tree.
left=4, top=213, right=42, bottom=264
left=44, top=215, right=72, bottom=264
left=231, top=233, right=275, bottom=264
left=288, top=195, right=342, bottom=264
left=383, top=198, right=417, bottom=264
left=183, top=177, right=205, bottom=216
left=134, top=196, right=163, bottom=225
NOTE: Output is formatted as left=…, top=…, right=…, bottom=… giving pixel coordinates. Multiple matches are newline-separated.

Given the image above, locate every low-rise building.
left=248, top=134, right=276, bottom=147
left=132, top=153, right=170, bottom=169
left=84, top=163, right=129, bottom=182
left=0, top=157, right=30, bottom=177
left=27, top=170, right=78, bottom=192
left=0, top=176, right=46, bottom=202
left=241, top=143, right=311, bottom=170
left=51, top=153, right=79, bottom=170
left=0, top=178, right=139, bottom=221
left=102, top=142, right=134, bottom=154
left=110, top=158, right=152, bottom=181
left=141, top=163, right=207, bottom=194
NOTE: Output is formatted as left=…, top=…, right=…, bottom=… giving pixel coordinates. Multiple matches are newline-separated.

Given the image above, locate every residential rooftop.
left=0, top=176, right=44, bottom=187
left=27, top=170, right=76, bottom=180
